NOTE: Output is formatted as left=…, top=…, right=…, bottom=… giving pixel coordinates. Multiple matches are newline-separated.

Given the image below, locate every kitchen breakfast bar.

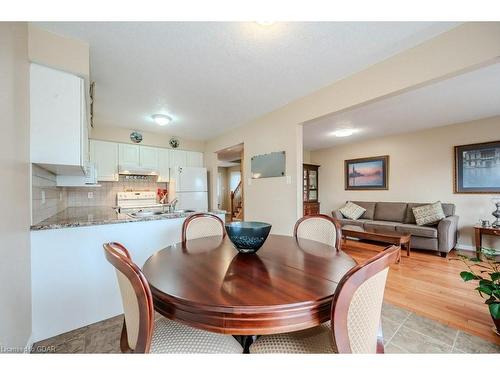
left=30, top=207, right=225, bottom=343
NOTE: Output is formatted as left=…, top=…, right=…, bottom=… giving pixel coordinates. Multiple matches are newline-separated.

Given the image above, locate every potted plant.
left=454, top=247, right=500, bottom=335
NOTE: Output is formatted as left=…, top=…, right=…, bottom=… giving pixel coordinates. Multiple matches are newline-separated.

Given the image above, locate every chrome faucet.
left=169, top=198, right=178, bottom=213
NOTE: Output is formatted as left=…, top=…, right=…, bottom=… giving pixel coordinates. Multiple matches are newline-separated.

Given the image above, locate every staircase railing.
left=230, top=181, right=242, bottom=219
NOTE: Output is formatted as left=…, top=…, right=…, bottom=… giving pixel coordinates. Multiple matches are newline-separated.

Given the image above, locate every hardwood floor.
left=343, top=239, right=500, bottom=345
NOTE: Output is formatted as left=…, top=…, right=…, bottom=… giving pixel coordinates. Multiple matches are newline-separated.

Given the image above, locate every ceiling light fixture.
left=332, top=129, right=356, bottom=137
left=255, top=21, right=275, bottom=26
left=152, top=114, right=172, bottom=126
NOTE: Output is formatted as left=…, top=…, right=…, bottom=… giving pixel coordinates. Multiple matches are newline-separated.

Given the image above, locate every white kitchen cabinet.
left=157, top=148, right=170, bottom=182
left=30, top=63, right=89, bottom=175
left=170, top=149, right=187, bottom=168
left=90, top=140, right=119, bottom=181
left=186, top=151, right=204, bottom=167
left=118, top=144, right=140, bottom=167
left=139, top=146, right=159, bottom=170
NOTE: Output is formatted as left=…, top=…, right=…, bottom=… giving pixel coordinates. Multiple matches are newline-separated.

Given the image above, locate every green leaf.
left=491, top=272, right=500, bottom=281
left=479, top=279, right=493, bottom=287
left=476, top=286, right=493, bottom=296
left=460, top=271, right=477, bottom=282
left=489, top=303, right=500, bottom=319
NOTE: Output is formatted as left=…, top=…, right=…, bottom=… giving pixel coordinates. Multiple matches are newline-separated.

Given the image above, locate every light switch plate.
left=286, top=175, right=292, bottom=184
left=41, top=190, right=46, bottom=204
left=88, top=192, right=94, bottom=199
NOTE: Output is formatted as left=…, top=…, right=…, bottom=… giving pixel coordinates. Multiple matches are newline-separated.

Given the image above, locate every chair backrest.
left=181, top=213, right=226, bottom=243
left=331, top=245, right=400, bottom=354
left=293, top=214, right=342, bottom=250
left=103, top=242, right=154, bottom=353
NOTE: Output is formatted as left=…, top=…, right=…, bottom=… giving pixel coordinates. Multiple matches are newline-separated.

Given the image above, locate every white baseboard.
left=455, top=243, right=475, bottom=252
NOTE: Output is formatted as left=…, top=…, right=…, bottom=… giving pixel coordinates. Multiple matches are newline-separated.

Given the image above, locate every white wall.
left=310, top=116, right=500, bottom=250
left=91, top=125, right=206, bottom=152
left=0, top=22, right=32, bottom=350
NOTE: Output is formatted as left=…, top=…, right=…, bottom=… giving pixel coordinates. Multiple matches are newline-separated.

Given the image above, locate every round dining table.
left=142, top=234, right=357, bottom=336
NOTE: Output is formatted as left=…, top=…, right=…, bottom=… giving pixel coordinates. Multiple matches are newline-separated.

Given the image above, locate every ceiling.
left=35, top=22, right=459, bottom=141
left=217, top=143, right=243, bottom=167
left=303, top=62, right=500, bottom=150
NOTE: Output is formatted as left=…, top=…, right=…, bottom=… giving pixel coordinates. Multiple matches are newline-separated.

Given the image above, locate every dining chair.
left=103, top=242, right=243, bottom=353
left=181, top=213, right=226, bottom=243
left=294, top=214, right=342, bottom=251
left=249, top=245, right=400, bottom=354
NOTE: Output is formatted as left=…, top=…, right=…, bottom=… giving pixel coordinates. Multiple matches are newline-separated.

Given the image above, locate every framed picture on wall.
left=345, top=155, right=389, bottom=190
left=454, top=140, right=500, bottom=193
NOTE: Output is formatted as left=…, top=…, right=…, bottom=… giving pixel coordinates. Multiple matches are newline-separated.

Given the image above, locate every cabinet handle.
left=493, top=230, right=500, bottom=236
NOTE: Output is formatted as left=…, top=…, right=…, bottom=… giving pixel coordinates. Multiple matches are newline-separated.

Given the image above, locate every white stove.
left=116, top=191, right=163, bottom=212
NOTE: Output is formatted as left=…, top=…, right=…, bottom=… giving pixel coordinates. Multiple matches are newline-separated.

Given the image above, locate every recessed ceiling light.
left=255, top=21, right=275, bottom=26
left=152, top=114, right=172, bottom=126
left=332, top=129, right=356, bottom=137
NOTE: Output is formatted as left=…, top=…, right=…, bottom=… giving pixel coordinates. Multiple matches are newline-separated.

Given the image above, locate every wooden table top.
left=142, top=234, right=356, bottom=335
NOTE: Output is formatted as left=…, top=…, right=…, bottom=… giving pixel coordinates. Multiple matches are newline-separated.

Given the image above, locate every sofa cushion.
left=339, top=218, right=369, bottom=227
left=351, top=201, right=377, bottom=220
left=396, top=223, right=438, bottom=239
left=405, top=202, right=455, bottom=223
left=339, top=202, right=366, bottom=220
left=373, top=202, right=408, bottom=222
left=412, top=201, right=446, bottom=226
left=364, top=221, right=401, bottom=232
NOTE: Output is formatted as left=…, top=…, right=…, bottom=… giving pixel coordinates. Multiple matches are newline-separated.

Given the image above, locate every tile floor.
left=32, top=303, right=499, bottom=354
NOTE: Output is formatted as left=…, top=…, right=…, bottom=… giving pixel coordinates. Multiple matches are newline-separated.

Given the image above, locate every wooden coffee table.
left=341, top=225, right=411, bottom=261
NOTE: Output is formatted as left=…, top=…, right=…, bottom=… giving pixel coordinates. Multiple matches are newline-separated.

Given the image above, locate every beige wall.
left=205, top=23, right=500, bottom=236
left=310, top=116, right=500, bottom=250
left=91, top=125, right=205, bottom=152
left=0, top=22, right=32, bottom=349
left=217, top=167, right=229, bottom=210
left=28, top=24, right=89, bottom=79
left=303, top=150, right=312, bottom=164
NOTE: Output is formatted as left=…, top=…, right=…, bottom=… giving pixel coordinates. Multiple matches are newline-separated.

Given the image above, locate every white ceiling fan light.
left=152, top=114, right=172, bottom=126
left=331, top=128, right=357, bottom=137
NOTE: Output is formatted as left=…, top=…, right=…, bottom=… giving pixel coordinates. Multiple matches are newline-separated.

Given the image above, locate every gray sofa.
left=332, top=201, right=459, bottom=257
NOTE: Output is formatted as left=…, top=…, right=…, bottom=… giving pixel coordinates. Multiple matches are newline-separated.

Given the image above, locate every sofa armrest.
left=438, top=215, right=459, bottom=253
left=332, top=210, right=344, bottom=220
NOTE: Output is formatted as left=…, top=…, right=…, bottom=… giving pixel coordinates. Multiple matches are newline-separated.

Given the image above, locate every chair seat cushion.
left=249, top=322, right=337, bottom=354
left=396, top=223, right=438, bottom=238
left=151, top=317, right=243, bottom=354
left=364, top=221, right=401, bottom=232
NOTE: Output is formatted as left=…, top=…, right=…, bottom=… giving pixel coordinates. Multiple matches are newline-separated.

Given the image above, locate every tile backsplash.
left=66, top=176, right=167, bottom=207
left=32, top=166, right=168, bottom=225
left=32, top=165, right=68, bottom=224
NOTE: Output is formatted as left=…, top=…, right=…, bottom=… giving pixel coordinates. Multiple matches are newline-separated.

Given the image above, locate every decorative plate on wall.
left=130, top=131, right=143, bottom=143
left=169, top=137, right=180, bottom=149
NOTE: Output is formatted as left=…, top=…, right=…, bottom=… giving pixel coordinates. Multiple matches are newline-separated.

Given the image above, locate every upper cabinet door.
left=157, top=148, right=170, bottom=182
left=30, top=64, right=85, bottom=172
left=170, top=149, right=187, bottom=168
left=186, top=151, right=204, bottom=167
left=90, top=140, right=118, bottom=181
left=118, top=144, right=140, bottom=167
left=139, top=146, right=159, bottom=170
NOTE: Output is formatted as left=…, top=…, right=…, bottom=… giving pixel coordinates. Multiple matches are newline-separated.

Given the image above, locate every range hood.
left=118, top=164, right=159, bottom=176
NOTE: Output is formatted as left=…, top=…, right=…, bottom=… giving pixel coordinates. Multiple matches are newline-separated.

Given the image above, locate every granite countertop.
left=31, top=206, right=227, bottom=231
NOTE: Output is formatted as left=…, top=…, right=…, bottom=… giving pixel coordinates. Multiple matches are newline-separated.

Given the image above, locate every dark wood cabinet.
left=303, top=164, right=320, bottom=216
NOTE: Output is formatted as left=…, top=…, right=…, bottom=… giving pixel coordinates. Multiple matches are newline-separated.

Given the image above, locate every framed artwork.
left=345, top=155, right=389, bottom=190
left=454, top=140, right=500, bottom=194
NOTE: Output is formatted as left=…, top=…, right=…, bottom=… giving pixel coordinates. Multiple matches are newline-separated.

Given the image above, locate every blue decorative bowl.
left=225, top=221, right=272, bottom=254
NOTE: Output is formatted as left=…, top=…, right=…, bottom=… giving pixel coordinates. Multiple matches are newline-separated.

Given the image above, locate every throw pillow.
left=339, top=201, right=366, bottom=220
left=412, top=201, right=446, bottom=226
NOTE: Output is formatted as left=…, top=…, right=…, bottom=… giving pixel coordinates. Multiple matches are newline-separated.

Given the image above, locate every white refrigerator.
left=170, top=167, right=208, bottom=211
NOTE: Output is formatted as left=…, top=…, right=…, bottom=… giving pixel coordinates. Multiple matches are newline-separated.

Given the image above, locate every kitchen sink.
left=129, top=211, right=169, bottom=218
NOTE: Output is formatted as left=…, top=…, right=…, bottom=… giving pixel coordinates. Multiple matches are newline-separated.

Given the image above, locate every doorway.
left=216, top=143, right=244, bottom=222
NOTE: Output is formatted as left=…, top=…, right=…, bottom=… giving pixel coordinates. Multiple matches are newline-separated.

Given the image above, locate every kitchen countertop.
left=30, top=206, right=227, bottom=231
